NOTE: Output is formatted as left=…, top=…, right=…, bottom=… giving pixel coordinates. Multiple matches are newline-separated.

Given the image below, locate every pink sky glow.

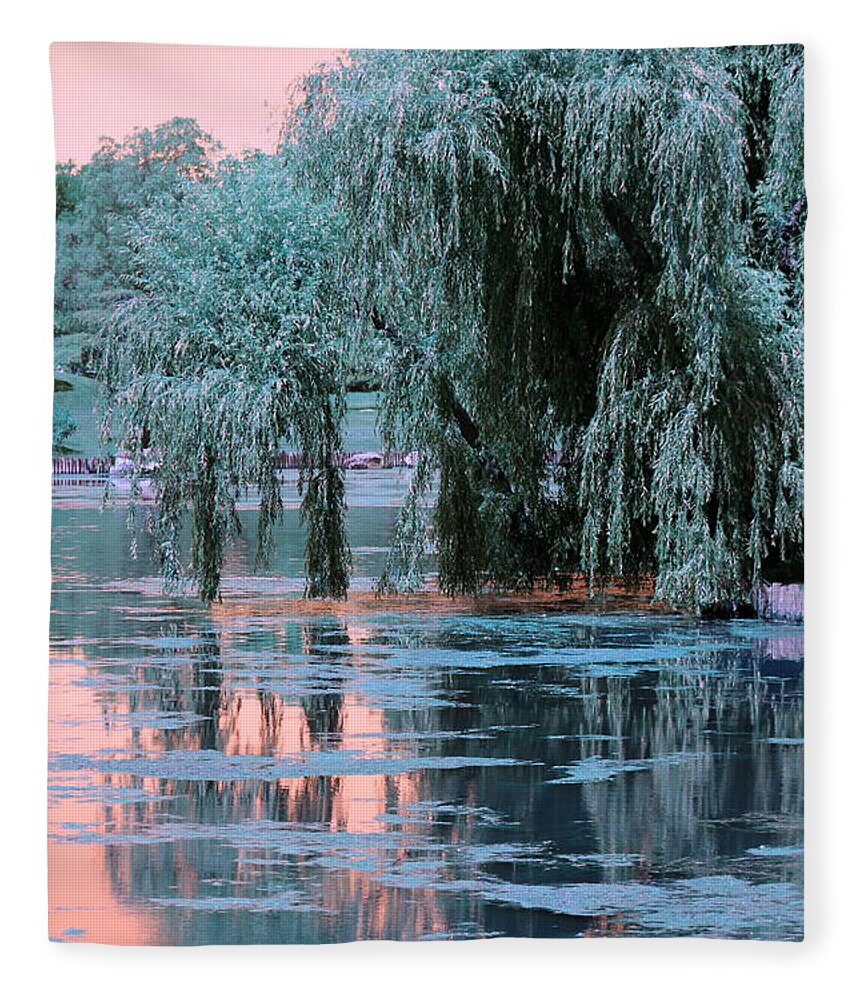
left=50, top=43, right=340, bottom=165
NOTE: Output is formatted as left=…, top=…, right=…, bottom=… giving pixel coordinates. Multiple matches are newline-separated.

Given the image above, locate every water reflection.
left=49, top=491, right=803, bottom=943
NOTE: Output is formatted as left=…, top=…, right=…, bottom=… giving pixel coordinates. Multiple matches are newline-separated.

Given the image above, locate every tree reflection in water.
left=49, top=498, right=802, bottom=943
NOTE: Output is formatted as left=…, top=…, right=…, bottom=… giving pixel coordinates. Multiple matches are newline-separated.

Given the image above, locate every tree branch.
left=368, top=308, right=513, bottom=494
left=602, top=193, right=657, bottom=276
left=779, top=194, right=807, bottom=277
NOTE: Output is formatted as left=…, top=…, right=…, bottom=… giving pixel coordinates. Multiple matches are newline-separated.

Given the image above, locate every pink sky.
left=51, top=43, right=340, bottom=165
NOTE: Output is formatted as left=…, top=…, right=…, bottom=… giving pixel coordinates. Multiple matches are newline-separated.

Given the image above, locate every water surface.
left=49, top=481, right=803, bottom=943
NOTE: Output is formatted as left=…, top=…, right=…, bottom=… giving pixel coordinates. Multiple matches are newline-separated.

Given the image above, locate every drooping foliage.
left=102, top=153, right=350, bottom=602
left=292, top=46, right=804, bottom=608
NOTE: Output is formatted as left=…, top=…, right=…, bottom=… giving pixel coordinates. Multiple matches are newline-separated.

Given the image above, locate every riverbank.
left=206, top=577, right=669, bottom=621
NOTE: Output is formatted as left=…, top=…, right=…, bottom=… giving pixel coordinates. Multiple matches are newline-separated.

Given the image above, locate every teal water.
left=49, top=480, right=803, bottom=944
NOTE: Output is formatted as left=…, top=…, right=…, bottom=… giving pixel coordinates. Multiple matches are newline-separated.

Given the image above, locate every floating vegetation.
left=745, top=844, right=804, bottom=857
left=149, top=891, right=324, bottom=913
left=481, top=875, right=803, bottom=940
left=559, top=853, right=647, bottom=868
left=50, top=497, right=804, bottom=942
left=548, top=752, right=706, bottom=785
left=50, top=749, right=537, bottom=782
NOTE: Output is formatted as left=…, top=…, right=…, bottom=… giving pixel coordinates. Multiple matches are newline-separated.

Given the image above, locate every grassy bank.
left=54, top=332, right=383, bottom=457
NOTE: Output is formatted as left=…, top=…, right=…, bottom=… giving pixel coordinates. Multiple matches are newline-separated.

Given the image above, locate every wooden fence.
left=52, top=451, right=418, bottom=477
left=52, top=456, right=114, bottom=475
left=52, top=449, right=573, bottom=478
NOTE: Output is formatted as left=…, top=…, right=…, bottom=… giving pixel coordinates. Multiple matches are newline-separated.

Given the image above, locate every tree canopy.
left=55, top=118, right=220, bottom=348
left=101, top=154, right=349, bottom=602
left=88, top=46, right=804, bottom=611
left=291, top=46, right=804, bottom=608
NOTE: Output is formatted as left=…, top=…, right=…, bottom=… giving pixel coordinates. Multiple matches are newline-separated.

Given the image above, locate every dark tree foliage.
left=292, top=46, right=804, bottom=609
left=55, top=161, right=82, bottom=218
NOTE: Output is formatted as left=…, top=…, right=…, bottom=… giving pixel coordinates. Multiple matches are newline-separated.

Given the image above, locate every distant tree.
left=54, top=118, right=220, bottom=344
left=55, top=161, right=82, bottom=217
left=102, top=154, right=349, bottom=602
left=293, top=46, right=804, bottom=609
left=52, top=405, right=77, bottom=452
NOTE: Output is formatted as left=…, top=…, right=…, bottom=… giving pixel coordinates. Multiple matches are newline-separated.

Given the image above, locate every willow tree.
left=293, top=46, right=804, bottom=609
left=102, top=154, right=350, bottom=602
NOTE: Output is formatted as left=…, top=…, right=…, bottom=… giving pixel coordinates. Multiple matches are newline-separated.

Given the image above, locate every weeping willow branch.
left=295, top=47, right=804, bottom=608
left=369, top=307, right=515, bottom=494
left=601, top=193, right=658, bottom=276
left=102, top=155, right=351, bottom=603
left=779, top=194, right=807, bottom=277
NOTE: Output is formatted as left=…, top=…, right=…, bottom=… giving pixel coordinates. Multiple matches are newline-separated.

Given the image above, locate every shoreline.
left=205, top=579, right=675, bottom=620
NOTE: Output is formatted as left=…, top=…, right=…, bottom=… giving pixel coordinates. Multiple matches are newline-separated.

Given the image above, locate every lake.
left=49, top=476, right=803, bottom=944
